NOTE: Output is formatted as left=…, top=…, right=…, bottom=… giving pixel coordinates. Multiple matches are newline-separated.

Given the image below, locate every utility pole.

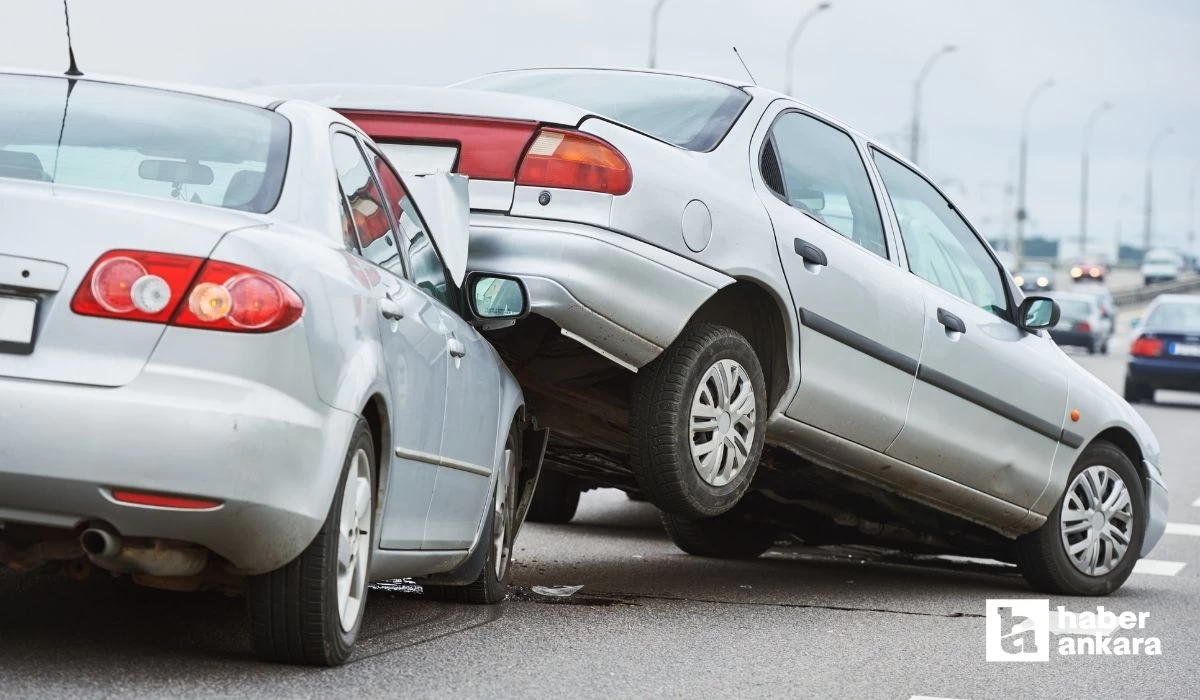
left=1142, top=127, right=1173, bottom=251
left=783, top=2, right=832, bottom=96
left=1079, top=102, right=1112, bottom=256
left=1014, top=79, right=1055, bottom=267
left=909, top=44, right=956, bottom=166
left=648, top=0, right=667, bottom=69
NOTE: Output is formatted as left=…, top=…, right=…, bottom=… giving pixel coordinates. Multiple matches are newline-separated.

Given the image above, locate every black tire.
left=424, top=425, right=521, bottom=605
left=1016, top=441, right=1146, bottom=596
left=1101, top=338, right=1110, bottom=355
left=1124, top=377, right=1153, bottom=404
left=525, top=469, right=581, bottom=524
left=248, top=419, right=374, bottom=666
left=630, top=323, right=767, bottom=518
left=1087, top=341, right=1097, bottom=355
left=663, top=509, right=777, bottom=559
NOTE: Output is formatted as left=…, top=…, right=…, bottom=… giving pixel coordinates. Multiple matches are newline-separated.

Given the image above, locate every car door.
left=365, top=147, right=502, bottom=550
left=870, top=149, right=1070, bottom=508
left=332, top=131, right=451, bottom=550
left=752, top=106, right=925, bottom=452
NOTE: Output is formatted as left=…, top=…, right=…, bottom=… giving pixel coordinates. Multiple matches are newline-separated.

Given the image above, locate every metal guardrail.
left=1112, top=275, right=1200, bottom=307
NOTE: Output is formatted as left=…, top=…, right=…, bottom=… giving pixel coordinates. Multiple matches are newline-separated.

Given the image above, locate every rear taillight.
left=72, top=251, right=205, bottom=323
left=1075, top=321, right=1092, bottom=333
left=173, top=260, right=303, bottom=332
left=517, top=128, right=632, bottom=195
left=1131, top=337, right=1164, bottom=357
left=73, top=251, right=302, bottom=333
left=111, top=489, right=221, bottom=510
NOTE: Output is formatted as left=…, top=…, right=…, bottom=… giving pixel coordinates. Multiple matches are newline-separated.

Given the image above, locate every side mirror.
left=466, top=273, right=530, bottom=330
left=1019, top=296, right=1059, bottom=331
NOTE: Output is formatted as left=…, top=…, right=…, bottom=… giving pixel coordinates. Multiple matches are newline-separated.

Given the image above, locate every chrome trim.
left=394, top=446, right=492, bottom=477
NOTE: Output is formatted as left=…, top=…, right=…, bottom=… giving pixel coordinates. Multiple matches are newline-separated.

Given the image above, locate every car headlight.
left=1014, top=275, right=1025, bottom=286
left=1037, top=276, right=1049, bottom=287
left=1070, top=266, right=1082, bottom=277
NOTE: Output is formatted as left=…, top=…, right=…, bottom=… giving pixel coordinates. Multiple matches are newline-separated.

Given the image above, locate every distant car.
left=1141, top=249, right=1183, bottom=285
left=1069, top=256, right=1108, bottom=283
left=1014, top=262, right=1055, bottom=292
left=995, top=250, right=1017, bottom=274
left=0, top=69, right=543, bottom=666
left=1125, top=295, right=1200, bottom=403
left=1047, top=291, right=1112, bottom=354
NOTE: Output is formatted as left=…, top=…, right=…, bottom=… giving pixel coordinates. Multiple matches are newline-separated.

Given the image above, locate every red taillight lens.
left=111, top=489, right=221, bottom=510
left=517, top=128, right=632, bottom=195
left=1131, top=337, right=1164, bottom=357
left=72, top=250, right=205, bottom=323
left=73, top=251, right=302, bottom=333
left=173, top=260, right=303, bottom=332
left=1075, top=321, right=1092, bottom=333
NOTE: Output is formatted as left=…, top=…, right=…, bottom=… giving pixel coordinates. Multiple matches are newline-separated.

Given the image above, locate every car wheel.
left=525, top=468, right=581, bottom=524
left=424, top=426, right=520, bottom=605
left=1087, top=340, right=1097, bottom=355
left=1016, top=441, right=1145, bottom=596
left=662, top=508, right=777, bottom=559
left=248, top=419, right=374, bottom=666
left=1124, top=377, right=1153, bottom=404
left=630, top=323, right=767, bottom=518
left=1101, top=338, right=1110, bottom=355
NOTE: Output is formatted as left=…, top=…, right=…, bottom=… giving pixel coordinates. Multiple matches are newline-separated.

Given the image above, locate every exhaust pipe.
left=79, top=527, right=208, bottom=577
left=80, top=528, right=121, bottom=558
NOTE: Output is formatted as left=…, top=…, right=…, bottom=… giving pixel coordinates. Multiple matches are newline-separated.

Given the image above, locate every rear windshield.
left=459, top=70, right=750, bottom=152
left=1145, top=302, right=1200, bottom=332
left=1144, top=253, right=1179, bottom=265
left=0, top=74, right=290, bottom=213
left=1055, top=299, right=1093, bottom=319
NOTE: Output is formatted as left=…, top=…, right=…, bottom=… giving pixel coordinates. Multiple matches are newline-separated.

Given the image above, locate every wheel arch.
left=1090, top=426, right=1147, bottom=491
left=359, top=392, right=390, bottom=486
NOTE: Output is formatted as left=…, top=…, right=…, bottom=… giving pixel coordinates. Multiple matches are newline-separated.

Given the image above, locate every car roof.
left=0, top=66, right=279, bottom=109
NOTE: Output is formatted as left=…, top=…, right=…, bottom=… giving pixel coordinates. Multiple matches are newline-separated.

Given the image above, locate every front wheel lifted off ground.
left=630, top=323, right=767, bottom=518
left=247, top=419, right=375, bottom=666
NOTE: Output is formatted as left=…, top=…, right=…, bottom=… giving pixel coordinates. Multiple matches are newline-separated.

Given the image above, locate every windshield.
left=0, top=74, right=290, bottom=213
left=458, top=70, right=750, bottom=152
left=1145, top=301, right=1200, bottom=332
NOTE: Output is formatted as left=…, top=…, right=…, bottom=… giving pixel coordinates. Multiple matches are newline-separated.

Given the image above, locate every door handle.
left=379, top=298, right=404, bottom=321
left=793, top=238, right=828, bottom=267
left=447, top=337, right=466, bottom=359
left=936, top=308, right=966, bottom=334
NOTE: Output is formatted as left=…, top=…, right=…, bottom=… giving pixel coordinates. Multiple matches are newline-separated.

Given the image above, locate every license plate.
left=1170, top=342, right=1200, bottom=357
left=0, top=295, right=38, bottom=354
left=379, top=143, right=459, bottom=174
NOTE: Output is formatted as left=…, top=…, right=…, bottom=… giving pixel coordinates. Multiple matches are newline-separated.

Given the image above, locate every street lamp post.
left=909, top=44, right=956, bottom=166
left=648, top=0, right=667, bottom=69
left=1014, top=78, right=1055, bottom=267
left=1142, top=127, right=1174, bottom=251
left=1079, top=101, right=1112, bottom=256
left=1188, top=161, right=1200, bottom=255
left=783, top=2, right=832, bottom=96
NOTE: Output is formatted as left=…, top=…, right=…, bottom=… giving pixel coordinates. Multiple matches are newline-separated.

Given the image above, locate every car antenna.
left=63, top=0, right=82, bottom=76
left=732, top=46, right=757, bottom=86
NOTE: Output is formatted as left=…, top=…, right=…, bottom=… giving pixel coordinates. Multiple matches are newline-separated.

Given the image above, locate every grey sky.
left=3, top=0, right=1198, bottom=251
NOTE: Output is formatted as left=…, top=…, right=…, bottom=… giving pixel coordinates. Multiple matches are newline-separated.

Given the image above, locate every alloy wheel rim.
left=336, top=448, right=372, bottom=632
left=689, top=358, right=756, bottom=487
left=492, top=445, right=516, bottom=581
left=1060, top=465, right=1134, bottom=576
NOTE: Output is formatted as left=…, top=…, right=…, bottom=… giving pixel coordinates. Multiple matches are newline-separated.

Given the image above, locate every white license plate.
left=379, top=143, right=459, bottom=174
left=0, top=295, right=37, bottom=349
left=1170, top=343, right=1200, bottom=357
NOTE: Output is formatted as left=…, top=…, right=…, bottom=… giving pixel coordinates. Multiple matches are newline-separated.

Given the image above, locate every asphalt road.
left=2, top=319, right=1197, bottom=699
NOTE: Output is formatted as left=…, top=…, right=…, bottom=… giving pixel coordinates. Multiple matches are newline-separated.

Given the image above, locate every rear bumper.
left=1141, top=459, right=1168, bottom=556
left=1127, top=357, right=1200, bottom=391
left=467, top=213, right=733, bottom=369
left=0, top=359, right=356, bottom=575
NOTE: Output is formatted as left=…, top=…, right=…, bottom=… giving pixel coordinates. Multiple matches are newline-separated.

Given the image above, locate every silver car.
left=0, top=69, right=545, bottom=666
left=294, top=68, right=1164, bottom=596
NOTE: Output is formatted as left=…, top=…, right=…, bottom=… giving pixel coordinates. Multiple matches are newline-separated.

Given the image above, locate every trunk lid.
left=0, top=180, right=265, bottom=386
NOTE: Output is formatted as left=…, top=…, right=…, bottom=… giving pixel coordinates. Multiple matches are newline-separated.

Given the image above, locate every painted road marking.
left=910, top=696, right=967, bottom=700
left=1165, top=523, right=1200, bottom=536
left=1133, top=559, right=1186, bottom=576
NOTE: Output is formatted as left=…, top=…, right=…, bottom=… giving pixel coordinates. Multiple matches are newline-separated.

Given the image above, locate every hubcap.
left=492, top=444, right=518, bottom=581
left=336, top=448, right=372, bottom=632
left=690, top=358, right=756, bottom=487
left=1060, top=465, right=1134, bottom=576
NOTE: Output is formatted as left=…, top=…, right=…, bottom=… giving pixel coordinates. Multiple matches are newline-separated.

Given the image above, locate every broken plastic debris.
left=532, top=585, right=584, bottom=597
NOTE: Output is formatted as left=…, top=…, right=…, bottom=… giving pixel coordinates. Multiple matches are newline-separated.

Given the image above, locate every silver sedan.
left=297, top=67, right=1165, bottom=597
left=0, top=69, right=543, bottom=666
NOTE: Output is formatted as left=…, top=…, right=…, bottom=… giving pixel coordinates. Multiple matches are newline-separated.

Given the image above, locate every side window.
left=767, top=112, right=888, bottom=259
left=366, top=147, right=456, bottom=312
left=330, top=133, right=401, bottom=271
left=872, top=150, right=1009, bottom=318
